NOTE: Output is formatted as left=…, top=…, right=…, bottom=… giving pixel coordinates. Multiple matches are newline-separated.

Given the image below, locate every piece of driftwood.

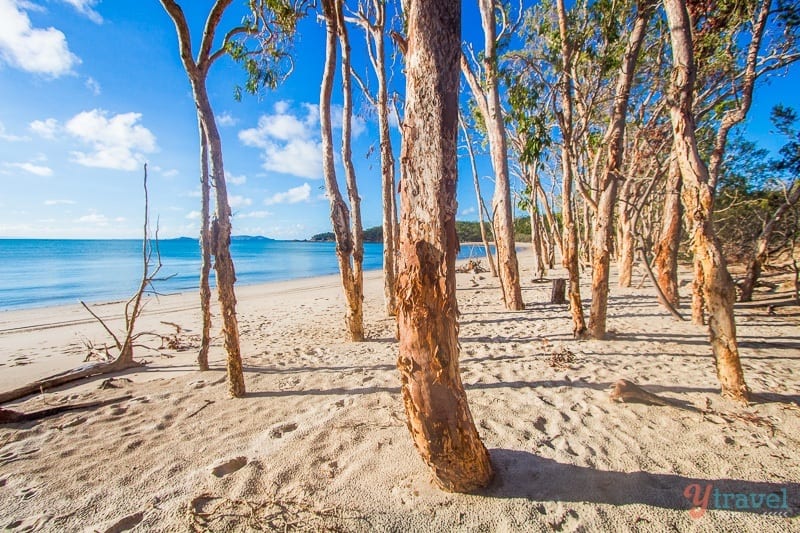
left=609, top=379, right=675, bottom=407
left=0, top=395, right=131, bottom=424
left=550, top=279, right=567, bottom=304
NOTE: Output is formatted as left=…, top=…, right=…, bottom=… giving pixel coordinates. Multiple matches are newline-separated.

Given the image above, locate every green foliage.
left=228, top=0, right=309, bottom=100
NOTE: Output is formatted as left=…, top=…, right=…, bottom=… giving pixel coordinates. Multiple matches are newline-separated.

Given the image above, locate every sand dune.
left=0, top=255, right=798, bottom=531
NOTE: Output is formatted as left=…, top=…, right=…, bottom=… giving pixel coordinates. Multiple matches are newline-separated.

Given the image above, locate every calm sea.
left=0, top=239, right=493, bottom=311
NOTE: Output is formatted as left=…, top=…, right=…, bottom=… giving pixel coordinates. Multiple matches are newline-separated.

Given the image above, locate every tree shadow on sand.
left=482, top=449, right=799, bottom=516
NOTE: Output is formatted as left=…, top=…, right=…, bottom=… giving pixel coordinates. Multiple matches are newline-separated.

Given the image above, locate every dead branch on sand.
left=0, top=165, right=170, bottom=405
left=0, top=395, right=131, bottom=424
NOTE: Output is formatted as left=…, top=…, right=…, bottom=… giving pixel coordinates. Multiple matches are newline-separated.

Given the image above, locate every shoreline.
left=1, top=251, right=798, bottom=531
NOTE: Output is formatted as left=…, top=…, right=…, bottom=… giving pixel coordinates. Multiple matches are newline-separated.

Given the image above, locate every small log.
left=0, top=395, right=131, bottom=424
left=550, top=278, right=567, bottom=304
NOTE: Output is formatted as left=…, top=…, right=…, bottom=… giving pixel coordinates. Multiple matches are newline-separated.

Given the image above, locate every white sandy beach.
left=0, top=251, right=798, bottom=532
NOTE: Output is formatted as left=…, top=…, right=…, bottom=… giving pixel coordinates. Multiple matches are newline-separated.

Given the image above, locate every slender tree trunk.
left=336, top=0, right=365, bottom=340
left=196, top=91, right=245, bottom=397
left=460, top=0, right=524, bottom=310
left=654, top=155, right=683, bottom=307
left=740, top=181, right=800, bottom=301
left=617, top=198, right=636, bottom=288
left=557, top=0, right=586, bottom=337
left=198, top=119, right=212, bottom=371
left=160, top=0, right=245, bottom=397
left=460, top=116, right=498, bottom=278
left=664, top=0, right=749, bottom=402
left=536, top=180, right=563, bottom=256
left=397, top=0, right=493, bottom=493
left=320, top=0, right=364, bottom=341
left=589, top=0, right=652, bottom=339
left=529, top=164, right=546, bottom=279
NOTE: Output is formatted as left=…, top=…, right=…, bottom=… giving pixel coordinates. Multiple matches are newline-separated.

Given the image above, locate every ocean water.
left=0, top=238, right=494, bottom=311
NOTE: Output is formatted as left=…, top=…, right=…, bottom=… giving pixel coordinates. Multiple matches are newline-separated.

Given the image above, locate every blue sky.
left=0, top=0, right=798, bottom=240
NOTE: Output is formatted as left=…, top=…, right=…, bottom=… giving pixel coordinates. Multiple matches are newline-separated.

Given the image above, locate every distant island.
left=310, top=218, right=534, bottom=243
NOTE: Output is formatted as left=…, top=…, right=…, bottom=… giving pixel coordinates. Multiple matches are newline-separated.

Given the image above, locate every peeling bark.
left=664, top=0, right=749, bottom=402
left=654, top=155, right=683, bottom=307
left=589, top=0, right=653, bottom=339
left=556, top=0, right=586, bottom=337
left=397, top=0, right=493, bottom=493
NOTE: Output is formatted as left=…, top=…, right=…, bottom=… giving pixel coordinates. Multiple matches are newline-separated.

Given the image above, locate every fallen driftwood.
left=609, top=379, right=689, bottom=409
left=0, top=395, right=131, bottom=424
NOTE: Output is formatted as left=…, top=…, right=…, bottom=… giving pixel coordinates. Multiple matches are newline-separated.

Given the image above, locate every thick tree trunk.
left=740, top=181, right=800, bottom=301
left=320, top=0, right=364, bottom=342
left=664, top=0, right=749, bottom=402
left=396, top=0, right=493, bottom=493
left=198, top=119, right=212, bottom=371
left=653, top=156, right=683, bottom=307
left=589, top=1, right=652, bottom=339
left=557, top=0, right=587, bottom=337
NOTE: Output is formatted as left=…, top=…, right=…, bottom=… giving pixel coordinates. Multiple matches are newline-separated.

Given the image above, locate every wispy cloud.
left=0, top=0, right=80, bottom=77
left=265, top=183, right=311, bottom=205
left=85, top=76, right=101, bottom=95
left=0, top=121, right=29, bottom=142
left=217, top=112, right=237, bottom=127
left=227, top=173, right=247, bottom=185
left=4, top=161, right=52, bottom=176
left=65, top=109, right=157, bottom=171
left=237, top=210, right=272, bottom=219
left=59, top=0, right=102, bottom=24
left=229, top=195, right=253, bottom=209
left=29, top=118, right=59, bottom=139
left=44, top=199, right=76, bottom=205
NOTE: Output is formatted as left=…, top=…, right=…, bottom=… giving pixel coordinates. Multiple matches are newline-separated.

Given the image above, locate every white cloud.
left=44, top=199, right=75, bottom=205
left=0, top=0, right=80, bottom=77
left=65, top=109, right=157, bottom=171
left=59, top=0, right=102, bottom=24
left=29, top=118, right=59, bottom=139
left=227, top=173, right=246, bottom=185
left=186, top=211, right=200, bottom=220
left=0, top=121, right=28, bottom=141
left=77, top=211, right=108, bottom=225
left=265, top=183, right=311, bottom=205
left=331, top=104, right=366, bottom=138
left=228, top=195, right=252, bottom=209
left=460, top=206, right=477, bottom=217
left=5, top=161, right=52, bottom=176
left=85, top=76, right=101, bottom=95
left=237, top=210, right=272, bottom=219
left=217, top=112, right=237, bottom=127
left=239, top=102, right=323, bottom=179
left=161, top=168, right=179, bottom=178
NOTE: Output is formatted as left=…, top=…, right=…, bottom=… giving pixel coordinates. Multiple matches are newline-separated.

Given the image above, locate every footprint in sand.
left=16, top=486, right=38, bottom=501
left=211, top=456, right=248, bottom=477
left=269, top=422, right=298, bottom=438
